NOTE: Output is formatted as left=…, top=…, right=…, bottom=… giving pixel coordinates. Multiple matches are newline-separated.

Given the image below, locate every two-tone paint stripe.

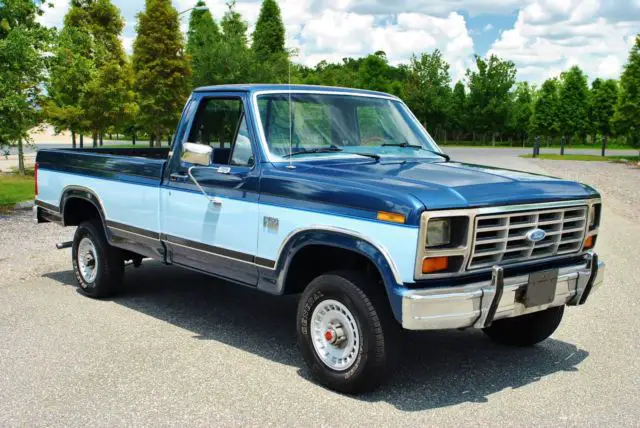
left=105, top=221, right=276, bottom=269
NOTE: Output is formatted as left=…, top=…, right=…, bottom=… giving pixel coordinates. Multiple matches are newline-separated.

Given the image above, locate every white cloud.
left=489, top=0, right=640, bottom=83
left=483, top=23, right=494, bottom=32
left=120, top=36, right=134, bottom=54
left=310, top=0, right=533, bottom=17
left=36, top=0, right=69, bottom=29
left=298, top=10, right=474, bottom=81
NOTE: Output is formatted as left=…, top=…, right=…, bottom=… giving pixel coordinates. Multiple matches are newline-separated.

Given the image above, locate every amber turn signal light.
left=377, top=211, right=406, bottom=224
left=422, top=256, right=449, bottom=274
left=583, top=235, right=595, bottom=250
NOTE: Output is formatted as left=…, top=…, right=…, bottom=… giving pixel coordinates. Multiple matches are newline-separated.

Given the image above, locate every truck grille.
left=468, top=206, right=588, bottom=270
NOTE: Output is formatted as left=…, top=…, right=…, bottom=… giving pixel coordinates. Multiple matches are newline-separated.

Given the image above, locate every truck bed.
left=36, top=148, right=169, bottom=184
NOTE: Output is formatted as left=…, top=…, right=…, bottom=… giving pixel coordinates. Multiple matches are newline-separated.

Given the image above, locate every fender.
left=59, top=186, right=111, bottom=240
left=257, top=227, right=405, bottom=321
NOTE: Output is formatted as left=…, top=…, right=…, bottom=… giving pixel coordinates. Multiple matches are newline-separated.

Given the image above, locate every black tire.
left=72, top=220, right=124, bottom=298
left=296, top=270, right=399, bottom=394
left=483, top=305, right=565, bottom=347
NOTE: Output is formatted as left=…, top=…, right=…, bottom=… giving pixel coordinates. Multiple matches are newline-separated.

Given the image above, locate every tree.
left=508, top=82, right=534, bottom=146
left=205, top=1, right=254, bottom=84
left=557, top=65, right=589, bottom=148
left=590, top=79, right=619, bottom=156
left=358, top=51, right=394, bottom=93
left=449, top=81, right=467, bottom=140
left=186, top=0, right=220, bottom=88
left=0, top=0, right=51, bottom=175
left=252, top=0, right=285, bottom=61
left=251, top=0, right=288, bottom=83
left=133, top=0, right=191, bottom=147
left=466, top=55, right=516, bottom=144
left=46, top=13, right=96, bottom=149
left=531, top=78, right=560, bottom=143
left=405, top=50, right=451, bottom=139
left=613, top=35, right=640, bottom=151
left=83, top=0, right=135, bottom=147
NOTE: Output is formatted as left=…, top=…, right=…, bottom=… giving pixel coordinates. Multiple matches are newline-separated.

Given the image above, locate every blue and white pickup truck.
left=35, top=84, right=605, bottom=393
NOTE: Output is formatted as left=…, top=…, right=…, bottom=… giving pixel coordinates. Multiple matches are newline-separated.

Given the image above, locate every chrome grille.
left=468, top=206, right=588, bottom=270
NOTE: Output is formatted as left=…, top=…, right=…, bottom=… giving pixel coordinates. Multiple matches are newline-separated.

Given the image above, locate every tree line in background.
left=1, top=0, right=640, bottom=174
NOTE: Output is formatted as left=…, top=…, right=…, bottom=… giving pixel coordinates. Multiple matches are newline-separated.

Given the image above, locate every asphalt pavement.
left=0, top=150, right=638, bottom=426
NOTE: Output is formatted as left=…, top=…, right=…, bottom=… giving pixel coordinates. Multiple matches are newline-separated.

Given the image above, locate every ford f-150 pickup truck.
left=34, top=84, right=605, bottom=393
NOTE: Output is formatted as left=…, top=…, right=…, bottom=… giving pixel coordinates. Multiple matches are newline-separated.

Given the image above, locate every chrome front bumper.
left=402, top=254, right=605, bottom=330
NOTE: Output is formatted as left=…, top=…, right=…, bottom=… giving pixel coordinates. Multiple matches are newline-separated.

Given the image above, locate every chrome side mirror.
left=181, top=142, right=212, bottom=166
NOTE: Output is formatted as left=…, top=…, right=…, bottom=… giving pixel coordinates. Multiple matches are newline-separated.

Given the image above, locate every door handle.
left=169, top=172, right=188, bottom=183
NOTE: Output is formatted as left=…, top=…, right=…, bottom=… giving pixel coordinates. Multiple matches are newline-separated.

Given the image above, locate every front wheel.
left=483, top=305, right=565, bottom=347
left=72, top=220, right=124, bottom=298
left=296, top=270, right=398, bottom=394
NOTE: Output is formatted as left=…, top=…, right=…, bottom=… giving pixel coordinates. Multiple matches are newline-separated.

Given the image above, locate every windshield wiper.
left=283, top=146, right=380, bottom=161
left=282, top=147, right=343, bottom=158
left=382, top=142, right=450, bottom=162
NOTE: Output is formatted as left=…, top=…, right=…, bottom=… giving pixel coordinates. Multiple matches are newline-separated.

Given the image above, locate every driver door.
left=160, top=94, right=260, bottom=285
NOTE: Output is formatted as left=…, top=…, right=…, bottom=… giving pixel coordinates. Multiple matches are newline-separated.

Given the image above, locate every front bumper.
left=402, top=253, right=605, bottom=330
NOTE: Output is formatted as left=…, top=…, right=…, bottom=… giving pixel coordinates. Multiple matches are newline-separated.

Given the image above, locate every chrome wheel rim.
left=311, top=299, right=360, bottom=371
left=77, top=237, right=98, bottom=284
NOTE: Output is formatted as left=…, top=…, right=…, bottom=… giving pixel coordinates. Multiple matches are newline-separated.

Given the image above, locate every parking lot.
left=1, top=149, right=639, bottom=426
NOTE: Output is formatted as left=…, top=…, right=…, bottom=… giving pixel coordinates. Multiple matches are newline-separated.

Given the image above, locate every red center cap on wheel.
left=324, top=330, right=334, bottom=342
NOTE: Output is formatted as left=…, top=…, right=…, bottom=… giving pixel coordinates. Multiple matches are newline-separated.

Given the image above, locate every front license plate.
left=524, top=269, right=558, bottom=308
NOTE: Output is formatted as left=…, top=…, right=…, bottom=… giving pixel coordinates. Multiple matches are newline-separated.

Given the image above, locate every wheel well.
left=283, top=245, right=384, bottom=295
left=63, top=197, right=103, bottom=227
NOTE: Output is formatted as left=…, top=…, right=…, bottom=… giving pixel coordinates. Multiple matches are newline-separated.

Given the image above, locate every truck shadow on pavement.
left=44, top=262, right=589, bottom=412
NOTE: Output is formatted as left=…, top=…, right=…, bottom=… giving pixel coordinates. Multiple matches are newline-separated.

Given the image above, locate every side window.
left=230, top=115, right=255, bottom=167
left=186, top=98, right=243, bottom=165
left=187, top=98, right=242, bottom=149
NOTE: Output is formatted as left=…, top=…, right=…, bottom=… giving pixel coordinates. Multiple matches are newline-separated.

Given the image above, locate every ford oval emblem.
left=526, top=228, right=547, bottom=243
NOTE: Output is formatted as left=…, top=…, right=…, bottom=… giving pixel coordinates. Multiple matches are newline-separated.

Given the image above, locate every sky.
left=37, top=0, right=640, bottom=84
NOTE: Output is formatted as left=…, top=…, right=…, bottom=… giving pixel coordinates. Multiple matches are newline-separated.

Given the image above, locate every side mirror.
left=181, top=142, right=212, bottom=166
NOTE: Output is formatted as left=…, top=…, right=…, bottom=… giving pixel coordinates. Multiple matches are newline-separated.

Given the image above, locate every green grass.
left=0, top=173, right=34, bottom=209
left=520, top=154, right=640, bottom=162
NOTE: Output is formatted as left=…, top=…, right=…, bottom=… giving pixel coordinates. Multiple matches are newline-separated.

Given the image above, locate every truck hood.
left=301, top=159, right=599, bottom=210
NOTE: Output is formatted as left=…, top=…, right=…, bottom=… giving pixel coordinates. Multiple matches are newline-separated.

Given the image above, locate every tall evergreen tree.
left=590, top=78, right=619, bottom=156
left=252, top=0, right=285, bottom=61
left=613, top=35, right=640, bottom=150
left=186, top=0, right=220, bottom=87
left=133, top=0, right=191, bottom=147
left=532, top=78, right=560, bottom=142
left=558, top=65, right=589, bottom=146
left=250, top=0, right=288, bottom=83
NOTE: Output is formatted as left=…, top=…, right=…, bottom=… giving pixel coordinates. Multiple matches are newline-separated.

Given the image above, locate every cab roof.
left=192, top=84, right=399, bottom=99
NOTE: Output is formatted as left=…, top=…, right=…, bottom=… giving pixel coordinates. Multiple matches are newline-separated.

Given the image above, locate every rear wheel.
left=483, top=305, right=564, bottom=347
left=72, top=220, right=124, bottom=298
left=296, top=270, right=398, bottom=394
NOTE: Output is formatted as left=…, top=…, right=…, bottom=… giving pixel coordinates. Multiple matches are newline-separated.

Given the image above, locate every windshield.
left=256, top=93, right=442, bottom=161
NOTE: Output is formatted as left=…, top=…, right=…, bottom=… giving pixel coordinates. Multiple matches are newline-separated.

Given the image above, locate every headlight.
left=427, top=218, right=451, bottom=247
